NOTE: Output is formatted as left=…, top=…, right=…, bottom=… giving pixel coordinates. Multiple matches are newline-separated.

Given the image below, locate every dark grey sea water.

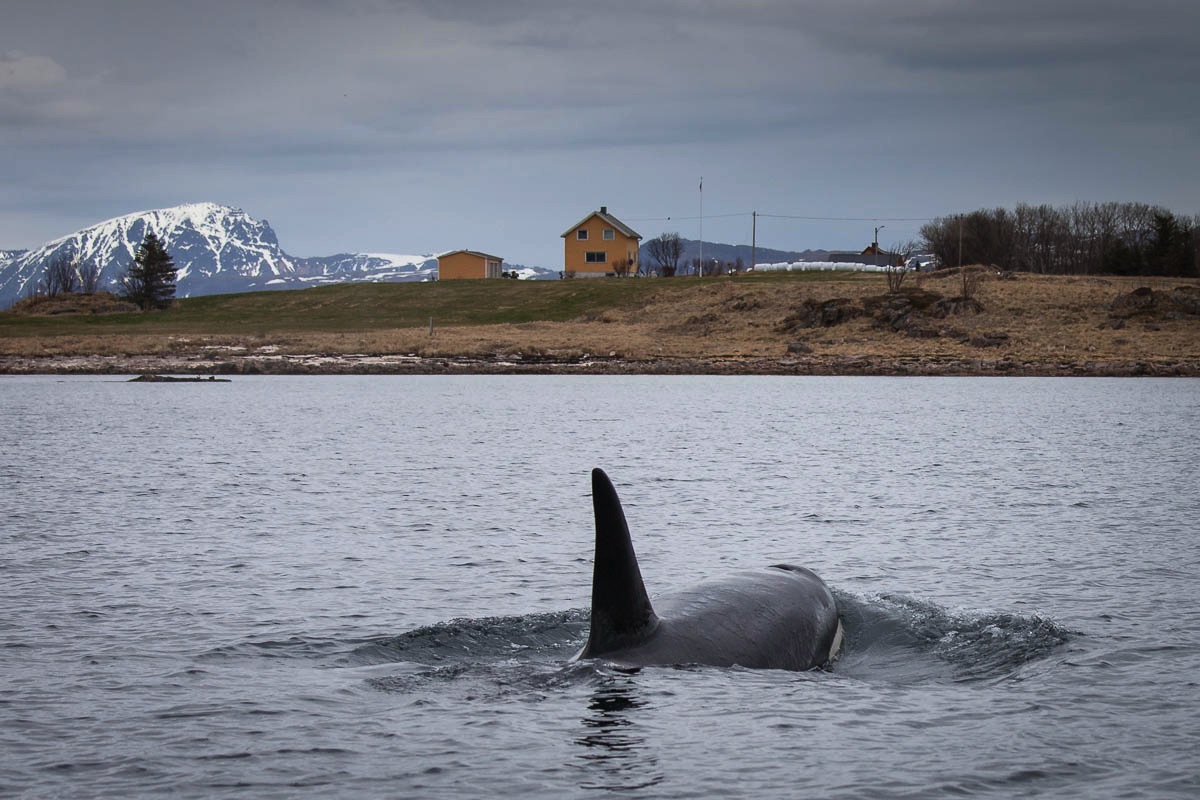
left=2, top=375, right=1198, bottom=798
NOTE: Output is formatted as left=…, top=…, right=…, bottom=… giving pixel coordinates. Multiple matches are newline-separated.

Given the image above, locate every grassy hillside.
left=1, top=277, right=680, bottom=335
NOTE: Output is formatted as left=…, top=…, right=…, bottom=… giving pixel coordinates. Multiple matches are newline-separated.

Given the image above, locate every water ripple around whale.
left=327, top=593, right=1070, bottom=694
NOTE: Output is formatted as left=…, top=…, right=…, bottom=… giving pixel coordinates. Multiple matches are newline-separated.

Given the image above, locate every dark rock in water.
left=129, top=374, right=230, bottom=383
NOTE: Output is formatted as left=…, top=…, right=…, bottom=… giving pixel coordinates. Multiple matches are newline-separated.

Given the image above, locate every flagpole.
left=698, top=177, right=703, bottom=277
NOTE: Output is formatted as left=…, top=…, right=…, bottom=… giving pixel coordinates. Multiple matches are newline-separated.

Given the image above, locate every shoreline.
left=3, top=352, right=1197, bottom=377
left=4, top=273, right=1197, bottom=378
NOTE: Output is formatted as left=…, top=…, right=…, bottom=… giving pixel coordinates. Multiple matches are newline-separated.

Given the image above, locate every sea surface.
left=2, top=375, right=1198, bottom=798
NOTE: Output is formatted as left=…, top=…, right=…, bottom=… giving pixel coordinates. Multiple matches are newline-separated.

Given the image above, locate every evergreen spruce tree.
left=120, top=232, right=177, bottom=310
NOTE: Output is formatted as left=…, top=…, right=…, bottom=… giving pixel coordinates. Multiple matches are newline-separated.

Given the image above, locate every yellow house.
left=561, top=207, right=642, bottom=278
left=437, top=250, right=504, bottom=280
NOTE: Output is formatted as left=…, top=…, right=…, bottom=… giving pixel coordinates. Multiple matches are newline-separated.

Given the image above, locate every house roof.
left=560, top=209, right=642, bottom=240
left=437, top=249, right=504, bottom=261
left=828, top=247, right=900, bottom=257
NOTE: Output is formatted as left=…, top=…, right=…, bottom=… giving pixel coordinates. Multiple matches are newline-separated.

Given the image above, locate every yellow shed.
left=437, top=250, right=505, bottom=280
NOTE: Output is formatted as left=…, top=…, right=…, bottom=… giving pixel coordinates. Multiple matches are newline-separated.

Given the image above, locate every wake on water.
left=331, top=592, right=1072, bottom=694
left=831, top=591, right=1073, bottom=685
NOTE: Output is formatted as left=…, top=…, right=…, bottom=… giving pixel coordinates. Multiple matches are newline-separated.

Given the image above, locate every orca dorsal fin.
left=582, top=468, right=658, bottom=657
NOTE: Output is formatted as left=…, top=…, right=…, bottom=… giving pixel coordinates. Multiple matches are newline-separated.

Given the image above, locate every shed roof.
left=437, top=249, right=504, bottom=261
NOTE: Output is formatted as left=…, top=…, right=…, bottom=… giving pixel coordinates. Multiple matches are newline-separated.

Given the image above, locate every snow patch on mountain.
left=0, top=250, right=27, bottom=275
left=296, top=252, right=438, bottom=284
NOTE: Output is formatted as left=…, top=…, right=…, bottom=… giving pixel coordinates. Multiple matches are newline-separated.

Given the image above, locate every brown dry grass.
left=349, top=271, right=1199, bottom=365
left=2, top=271, right=1197, bottom=373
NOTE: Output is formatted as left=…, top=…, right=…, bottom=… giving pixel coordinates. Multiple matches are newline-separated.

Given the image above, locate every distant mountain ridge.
left=0, top=203, right=451, bottom=308
left=648, top=239, right=830, bottom=271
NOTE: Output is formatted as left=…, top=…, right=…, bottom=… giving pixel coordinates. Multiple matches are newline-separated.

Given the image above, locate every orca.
left=576, top=468, right=842, bottom=671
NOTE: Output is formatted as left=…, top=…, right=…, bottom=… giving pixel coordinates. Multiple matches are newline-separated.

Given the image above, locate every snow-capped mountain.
left=0, top=203, right=445, bottom=307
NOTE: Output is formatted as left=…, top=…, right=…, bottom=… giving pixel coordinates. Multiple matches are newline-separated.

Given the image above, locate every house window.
left=585, top=251, right=607, bottom=263
left=576, top=229, right=588, bottom=240
left=603, top=229, right=615, bottom=240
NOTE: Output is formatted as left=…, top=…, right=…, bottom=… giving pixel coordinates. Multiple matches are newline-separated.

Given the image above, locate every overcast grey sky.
left=3, top=0, right=1197, bottom=266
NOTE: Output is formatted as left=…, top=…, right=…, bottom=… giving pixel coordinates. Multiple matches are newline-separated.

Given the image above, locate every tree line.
left=646, top=202, right=1197, bottom=278
left=920, top=202, right=1199, bottom=277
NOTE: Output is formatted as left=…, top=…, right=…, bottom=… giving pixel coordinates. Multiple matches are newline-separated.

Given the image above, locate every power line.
left=625, top=211, right=935, bottom=223
left=758, top=213, right=935, bottom=222
left=625, top=212, right=750, bottom=222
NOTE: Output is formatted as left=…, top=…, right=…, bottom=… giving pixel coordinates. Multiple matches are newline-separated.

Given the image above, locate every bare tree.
left=1013, top=203, right=1063, bottom=274
left=78, top=259, right=101, bottom=293
left=611, top=253, right=635, bottom=277
left=959, top=266, right=982, bottom=301
left=646, top=232, right=684, bottom=277
left=883, top=240, right=917, bottom=293
left=44, top=255, right=79, bottom=297
left=1191, top=215, right=1200, bottom=277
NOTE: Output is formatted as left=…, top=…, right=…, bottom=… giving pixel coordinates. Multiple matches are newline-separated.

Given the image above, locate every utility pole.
left=698, top=177, right=703, bottom=277
left=751, top=211, right=757, bottom=271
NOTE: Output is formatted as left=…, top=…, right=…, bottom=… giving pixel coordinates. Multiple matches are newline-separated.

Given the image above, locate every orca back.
left=577, top=468, right=841, bottom=671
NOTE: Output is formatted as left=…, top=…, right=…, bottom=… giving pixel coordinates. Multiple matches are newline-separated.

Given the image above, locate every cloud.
left=0, top=51, right=67, bottom=90
left=0, top=51, right=102, bottom=132
left=1, top=0, right=1197, bottom=260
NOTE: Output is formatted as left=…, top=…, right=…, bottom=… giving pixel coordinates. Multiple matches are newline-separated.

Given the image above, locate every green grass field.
left=0, top=271, right=856, bottom=338
left=0, top=280, right=649, bottom=336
